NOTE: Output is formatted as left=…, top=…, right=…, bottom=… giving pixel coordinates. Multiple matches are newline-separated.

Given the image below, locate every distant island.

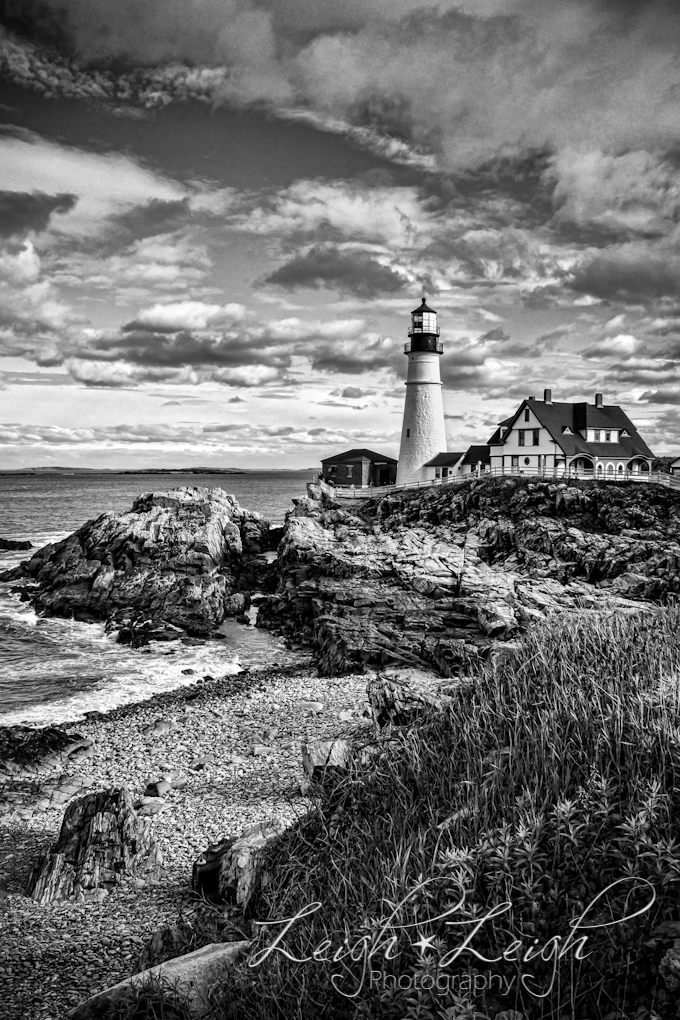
left=0, top=466, right=317, bottom=476
left=0, top=467, right=247, bottom=476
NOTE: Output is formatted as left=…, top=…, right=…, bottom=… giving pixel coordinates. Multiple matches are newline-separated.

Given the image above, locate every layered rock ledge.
left=259, top=477, right=674, bottom=675
left=0, top=486, right=277, bottom=644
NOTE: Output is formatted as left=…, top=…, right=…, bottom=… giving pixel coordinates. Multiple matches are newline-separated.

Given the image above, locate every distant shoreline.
left=0, top=467, right=316, bottom=476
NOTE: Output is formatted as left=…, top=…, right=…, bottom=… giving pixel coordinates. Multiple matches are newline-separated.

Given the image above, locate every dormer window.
left=562, top=426, right=572, bottom=434
left=593, top=430, right=600, bottom=441
left=605, top=430, right=611, bottom=442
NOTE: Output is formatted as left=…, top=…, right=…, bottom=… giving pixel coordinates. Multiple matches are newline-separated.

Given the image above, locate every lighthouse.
left=396, top=296, right=447, bottom=485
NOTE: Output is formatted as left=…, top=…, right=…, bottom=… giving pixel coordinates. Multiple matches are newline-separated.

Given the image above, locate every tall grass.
left=212, top=608, right=680, bottom=1020
left=115, top=608, right=680, bottom=1019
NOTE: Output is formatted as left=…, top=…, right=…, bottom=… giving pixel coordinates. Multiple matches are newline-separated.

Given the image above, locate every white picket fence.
left=315, top=466, right=680, bottom=503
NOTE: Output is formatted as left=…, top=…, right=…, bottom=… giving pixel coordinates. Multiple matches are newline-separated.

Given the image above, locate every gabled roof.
left=488, top=397, right=654, bottom=460
left=463, top=444, right=491, bottom=465
left=486, top=417, right=513, bottom=445
left=321, top=448, right=398, bottom=465
left=424, top=451, right=465, bottom=467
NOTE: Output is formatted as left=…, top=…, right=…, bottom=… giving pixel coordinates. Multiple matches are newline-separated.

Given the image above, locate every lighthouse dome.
left=411, top=297, right=437, bottom=315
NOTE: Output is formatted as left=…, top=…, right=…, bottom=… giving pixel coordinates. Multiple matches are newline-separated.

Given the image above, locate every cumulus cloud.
left=231, top=180, right=426, bottom=248
left=125, top=301, right=246, bottom=332
left=339, top=386, right=375, bottom=398
left=582, top=333, right=640, bottom=359
left=0, top=240, right=41, bottom=284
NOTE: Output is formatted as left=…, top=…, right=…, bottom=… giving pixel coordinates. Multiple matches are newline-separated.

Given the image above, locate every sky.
left=1, top=0, right=680, bottom=469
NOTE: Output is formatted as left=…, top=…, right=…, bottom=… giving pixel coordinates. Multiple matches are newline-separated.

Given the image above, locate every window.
left=511, top=455, right=519, bottom=467
left=524, top=457, right=531, bottom=465
left=524, top=408, right=530, bottom=422
left=518, top=431, right=525, bottom=446
left=329, top=465, right=337, bottom=475
left=605, top=431, right=611, bottom=442
left=346, top=465, right=353, bottom=478
left=533, top=430, right=540, bottom=446
left=406, top=428, right=410, bottom=437
left=593, top=430, right=600, bottom=441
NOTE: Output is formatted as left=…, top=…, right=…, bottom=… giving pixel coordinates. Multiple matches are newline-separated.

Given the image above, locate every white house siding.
left=396, top=352, right=447, bottom=485
left=489, top=406, right=563, bottom=473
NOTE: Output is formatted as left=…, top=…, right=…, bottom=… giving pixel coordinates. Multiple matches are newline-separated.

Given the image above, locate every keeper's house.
left=487, top=390, right=654, bottom=477
left=320, top=448, right=398, bottom=489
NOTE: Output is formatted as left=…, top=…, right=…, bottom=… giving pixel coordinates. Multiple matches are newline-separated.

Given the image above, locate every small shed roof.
left=463, top=444, right=491, bottom=465
left=321, top=447, right=398, bottom=466
left=424, top=452, right=465, bottom=467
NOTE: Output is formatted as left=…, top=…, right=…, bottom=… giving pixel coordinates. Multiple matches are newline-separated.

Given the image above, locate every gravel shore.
left=0, top=649, right=373, bottom=1020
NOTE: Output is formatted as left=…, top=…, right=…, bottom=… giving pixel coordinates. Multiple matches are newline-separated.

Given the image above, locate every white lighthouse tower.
left=396, top=296, right=447, bottom=485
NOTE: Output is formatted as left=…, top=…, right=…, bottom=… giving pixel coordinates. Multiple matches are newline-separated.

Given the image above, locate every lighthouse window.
left=406, top=429, right=410, bottom=437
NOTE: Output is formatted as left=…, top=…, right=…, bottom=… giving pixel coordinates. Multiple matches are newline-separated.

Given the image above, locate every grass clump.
left=216, top=607, right=680, bottom=1020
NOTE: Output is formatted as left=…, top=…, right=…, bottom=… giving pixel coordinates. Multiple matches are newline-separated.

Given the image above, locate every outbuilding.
left=319, top=448, right=398, bottom=489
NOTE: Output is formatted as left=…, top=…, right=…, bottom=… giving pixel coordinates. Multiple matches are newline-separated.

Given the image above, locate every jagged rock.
left=367, top=670, right=453, bottom=727
left=0, top=726, right=92, bottom=777
left=69, top=941, right=251, bottom=1019
left=0, top=486, right=272, bottom=644
left=258, top=477, right=660, bottom=677
left=301, top=739, right=352, bottom=780
left=26, top=787, right=163, bottom=903
left=193, top=816, right=313, bottom=910
left=217, top=821, right=280, bottom=911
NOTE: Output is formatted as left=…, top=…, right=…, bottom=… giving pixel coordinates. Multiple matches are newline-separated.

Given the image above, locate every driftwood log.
left=26, top=786, right=163, bottom=904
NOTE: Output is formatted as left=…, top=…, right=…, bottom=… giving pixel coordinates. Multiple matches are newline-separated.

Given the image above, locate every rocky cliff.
left=0, top=486, right=275, bottom=644
left=259, top=477, right=676, bottom=675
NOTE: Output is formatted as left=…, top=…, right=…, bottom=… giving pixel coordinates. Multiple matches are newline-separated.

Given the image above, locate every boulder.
left=301, top=739, right=352, bottom=781
left=69, top=941, right=250, bottom=1019
left=26, top=787, right=163, bottom=903
left=0, top=487, right=271, bottom=644
left=0, top=537, right=32, bottom=550
left=217, top=822, right=280, bottom=911
left=367, top=670, right=452, bottom=728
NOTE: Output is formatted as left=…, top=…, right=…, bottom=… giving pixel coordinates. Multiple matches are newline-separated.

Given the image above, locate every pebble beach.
left=0, top=650, right=373, bottom=1020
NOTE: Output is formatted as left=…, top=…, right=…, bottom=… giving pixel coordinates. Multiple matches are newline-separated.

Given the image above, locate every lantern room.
left=405, top=297, right=443, bottom=354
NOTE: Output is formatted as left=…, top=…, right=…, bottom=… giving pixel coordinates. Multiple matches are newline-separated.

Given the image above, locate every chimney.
left=528, top=395, right=535, bottom=401
left=544, top=388, right=552, bottom=404
left=595, top=392, right=603, bottom=408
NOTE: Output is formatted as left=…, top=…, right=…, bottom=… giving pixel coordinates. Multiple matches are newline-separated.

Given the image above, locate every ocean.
left=0, top=470, right=314, bottom=727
